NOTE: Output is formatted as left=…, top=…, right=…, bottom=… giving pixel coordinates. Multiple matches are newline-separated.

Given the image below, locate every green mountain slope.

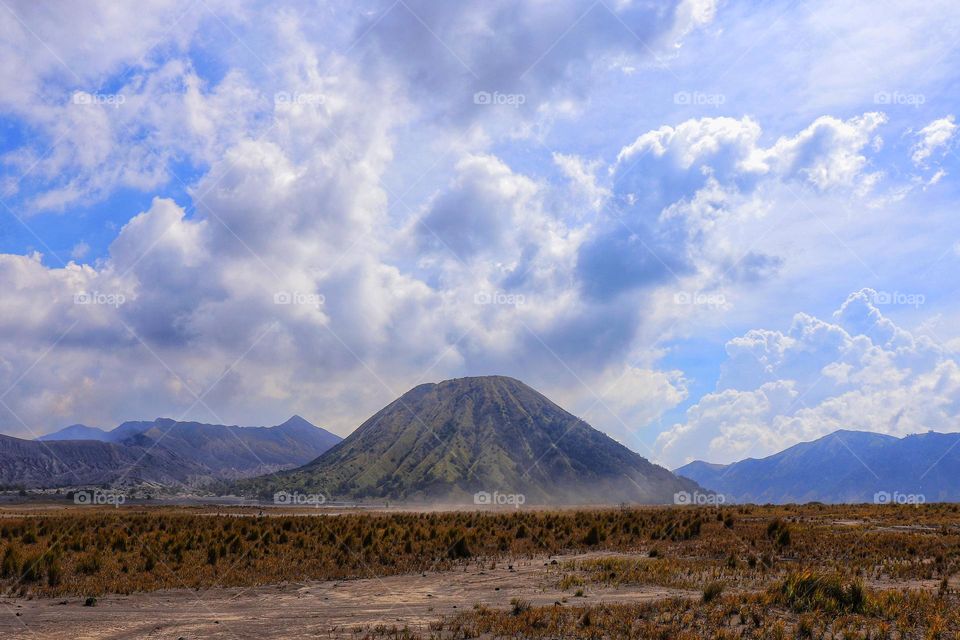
left=241, top=375, right=700, bottom=504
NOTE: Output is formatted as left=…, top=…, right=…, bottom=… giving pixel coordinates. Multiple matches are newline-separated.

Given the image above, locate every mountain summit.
left=245, top=375, right=699, bottom=504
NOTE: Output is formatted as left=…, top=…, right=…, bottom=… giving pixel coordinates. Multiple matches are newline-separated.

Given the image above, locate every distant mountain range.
left=21, top=380, right=956, bottom=505
left=0, top=434, right=207, bottom=489
left=675, top=430, right=960, bottom=504
left=240, top=375, right=700, bottom=505
left=1, top=416, right=340, bottom=489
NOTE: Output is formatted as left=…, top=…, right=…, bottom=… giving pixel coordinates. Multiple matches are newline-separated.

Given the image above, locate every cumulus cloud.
left=614, top=112, right=885, bottom=197
left=0, top=1, right=239, bottom=211
left=352, top=0, right=716, bottom=124
left=758, top=112, right=887, bottom=190
left=1, top=0, right=957, bottom=465
left=577, top=112, right=885, bottom=307
left=415, top=154, right=542, bottom=259
left=2, top=1, right=714, bottom=436
left=553, top=152, right=608, bottom=212
left=658, top=289, right=959, bottom=466
left=911, top=115, right=957, bottom=165
left=576, top=364, right=689, bottom=448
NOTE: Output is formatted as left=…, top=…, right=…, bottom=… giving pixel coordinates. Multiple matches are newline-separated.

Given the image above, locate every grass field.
left=1, top=503, right=959, bottom=638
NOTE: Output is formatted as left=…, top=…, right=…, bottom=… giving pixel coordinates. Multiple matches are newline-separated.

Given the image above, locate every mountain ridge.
left=3, top=416, right=342, bottom=489
left=675, top=429, right=960, bottom=503
left=0, top=434, right=207, bottom=489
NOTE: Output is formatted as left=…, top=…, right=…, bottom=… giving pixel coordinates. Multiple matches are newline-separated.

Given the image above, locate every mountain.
left=113, top=416, right=342, bottom=479
left=0, top=434, right=207, bottom=489
left=37, top=424, right=111, bottom=442
left=241, top=376, right=700, bottom=505
left=675, top=430, right=960, bottom=503
left=14, top=416, right=341, bottom=489
left=108, top=420, right=158, bottom=443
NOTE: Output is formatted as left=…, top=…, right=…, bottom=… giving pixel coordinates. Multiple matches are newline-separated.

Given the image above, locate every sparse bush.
left=447, top=536, right=472, bottom=559
left=702, top=581, right=724, bottom=603
left=774, top=570, right=865, bottom=614
left=582, top=525, right=602, bottom=546
left=510, top=598, right=530, bottom=615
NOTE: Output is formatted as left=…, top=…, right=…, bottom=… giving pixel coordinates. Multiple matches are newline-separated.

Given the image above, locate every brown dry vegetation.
left=1, top=502, right=959, bottom=638
left=406, top=587, right=960, bottom=639
left=0, top=504, right=715, bottom=597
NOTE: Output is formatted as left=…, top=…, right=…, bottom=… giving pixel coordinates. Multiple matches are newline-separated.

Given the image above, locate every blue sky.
left=2, top=0, right=960, bottom=468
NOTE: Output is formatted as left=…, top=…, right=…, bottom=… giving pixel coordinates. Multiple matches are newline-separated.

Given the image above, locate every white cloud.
left=658, top=289, right=959, bottom=466
left=616, top=116, right=762, bottom=173
left=912, top=115, right=957, bottom=165
left=2, top=0, right=960, bottom=465
left=353, top=0, right=717, bottom=121
left=553, top=152, right=608, bottom=212
left=4, top=1, right=690, bottom=436
left=70, top=242, right=90, bottom=261
left=575, top=364, right=689, bottom=447
left=0, top=2, right=230, bottom=211
left=615, top=112, right=886, bottom=191
left=758, top=112, right=887, bottom=190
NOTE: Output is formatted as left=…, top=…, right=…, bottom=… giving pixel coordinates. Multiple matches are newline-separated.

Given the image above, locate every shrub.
left=47, top=558, right=62, bottom=587
left=75, top=553, right=102, bottom=576
left=510, top=598, right=530, bottom=615
left=773, top=570, right=865, bottom=614
left=583, top=525, right=602, bottom=546
left=447, top=537, right=472, bottom=559
left=1, top=545, right=19, bottom=578
left=767, top=518, right=791, bottom=548
left=702, top=581, right=724, bottom=603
